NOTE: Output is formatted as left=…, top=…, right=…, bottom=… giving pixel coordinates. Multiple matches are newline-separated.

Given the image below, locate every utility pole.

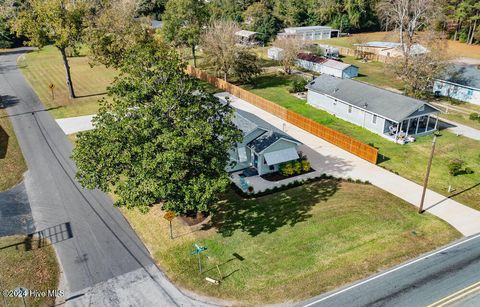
left=419, top=135, right=437, bottom=214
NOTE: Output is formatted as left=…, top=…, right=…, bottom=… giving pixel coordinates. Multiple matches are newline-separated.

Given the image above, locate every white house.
left=296, top=53, right=358, bottom=79
left=433, top=64, right=480, bottom=105
left=277, top=26, right=339, bottom=40
left=235, top=30, right=259, bottom=46
left=267, top=47, right=285, bottom=61
left=306, top=75, right=441, bottom=143
left=227, top=108, right=301, bottom=176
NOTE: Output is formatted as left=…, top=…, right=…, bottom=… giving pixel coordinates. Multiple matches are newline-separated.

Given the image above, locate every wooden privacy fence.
left=186, top=66, right=378, bottom=164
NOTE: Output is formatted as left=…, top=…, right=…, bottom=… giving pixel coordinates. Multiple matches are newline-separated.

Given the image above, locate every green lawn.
left=0, top=107, right=27, bottom=191
left=0, top=235, right=60, bottom=307
left=121, top=180, right=460, bottom=304
left=243, top=73, right=480, bottom=211
left=19, top=46, right=117, bottom=119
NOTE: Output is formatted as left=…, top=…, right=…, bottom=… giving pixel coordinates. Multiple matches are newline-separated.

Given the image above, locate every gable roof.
left=440, top=64, right=480, bottom=90
left=232, top=109, right=299, bottom=152
left=248, top=131, right=298, bottom=153
left=297, top=53, right=328, bottom=64
left=322, top=59, right=356, bottom=71
left=306, top=74, right=440, bottom=122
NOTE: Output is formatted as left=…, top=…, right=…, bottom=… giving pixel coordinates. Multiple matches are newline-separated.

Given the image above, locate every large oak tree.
left=72, top=40, right=242, bottom=214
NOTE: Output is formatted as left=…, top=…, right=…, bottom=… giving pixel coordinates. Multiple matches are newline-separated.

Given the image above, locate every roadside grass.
left=121, top=180, right=460, bottom=304
left=0, top=108, right=27, bottom=191
left=0, top=235, right=59, bottom=307
left=19, top=46, right=116, bottom=119
left=440, top=112, right=480, bottom=130
left=243, top=73, right=480, bottom=211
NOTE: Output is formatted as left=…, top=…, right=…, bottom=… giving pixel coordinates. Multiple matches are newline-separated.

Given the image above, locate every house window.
left=269, top=165, right=275, bottom=171
left=372, top=114, right=377, bottom=124
left=467, top=89, right=473, bottom=97
left=348, top=105, right=352, bottom=113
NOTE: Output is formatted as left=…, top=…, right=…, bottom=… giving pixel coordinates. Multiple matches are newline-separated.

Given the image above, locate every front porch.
left=383, top=115, right=439, bottom=144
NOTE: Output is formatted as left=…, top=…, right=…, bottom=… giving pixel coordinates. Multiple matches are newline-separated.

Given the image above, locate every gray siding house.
left=306, top=75, right=441, bottom=143
left=227, top=109, right=301, bottom=175
left=433, top=64, right=480, bottom=105
left=296, top=53, right=358, bottom=79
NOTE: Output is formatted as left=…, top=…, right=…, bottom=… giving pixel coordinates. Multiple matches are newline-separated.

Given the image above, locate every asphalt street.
left=0, top=182, right=34, bottom=236
left=0, top=48, right=213, bottom=306
left=300, top=234, right=480, bottom=307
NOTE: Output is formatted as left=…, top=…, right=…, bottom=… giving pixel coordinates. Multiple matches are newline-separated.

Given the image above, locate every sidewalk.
left=438, top=118, right=480, bottom=141
left=215, top=92, right=480, bottom=237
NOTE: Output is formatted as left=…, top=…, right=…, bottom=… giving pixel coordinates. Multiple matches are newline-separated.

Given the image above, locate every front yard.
left=19, top=46, right=117, bottom=119
left=242, top=73, right=480, bottom=212
left=0, top=235, right=60, bottom=307
left=121, top=180, right=460, bottom=304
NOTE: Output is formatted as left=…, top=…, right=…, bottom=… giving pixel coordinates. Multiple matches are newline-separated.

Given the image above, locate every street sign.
left=191, top=244, right=208, bottom=273
left=163, top=211, right=176, bottom=221
left=191, top=244, right=207, bottom=255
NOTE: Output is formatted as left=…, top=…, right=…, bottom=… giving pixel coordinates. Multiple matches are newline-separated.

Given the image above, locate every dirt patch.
left=180, top=212, right=209, bottom=226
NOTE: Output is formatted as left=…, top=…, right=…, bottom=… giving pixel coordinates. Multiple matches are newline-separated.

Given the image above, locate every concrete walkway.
left=215, top=92, right=480, bottom=237
left=56, top=114, right=95, bottom=135
left=53, top=93, right=480, bottom=237
left=438, top=118, right=480, bottom=141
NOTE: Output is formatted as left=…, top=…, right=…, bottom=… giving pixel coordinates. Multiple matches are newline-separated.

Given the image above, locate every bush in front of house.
left=288, top=78, right=308, bottom=93
left=280, top=162, right=295, bottom=176
left=293, top=160, right=302, bottom=174
left=469, top=113, right=480, bottom=122
left=448, top=159, right=464, bottom=176
left=301, top=159, right=311, bottom=172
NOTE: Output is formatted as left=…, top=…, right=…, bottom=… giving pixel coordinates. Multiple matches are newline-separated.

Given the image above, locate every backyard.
left=0, top=107, right=26, bottom=191
left=121, top=180, right=460, bottom=304
left=0, top=235, right=60, bottom=307
left=242, top=73, right=480, bottom=211
left=316, top=31, right=480, bottom=59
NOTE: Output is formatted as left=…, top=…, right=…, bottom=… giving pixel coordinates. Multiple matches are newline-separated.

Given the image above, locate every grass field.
left=121, top=180, right=460, bottom=304
left=0, top=108, right=26, bottom=191
left=317, top=31, right=480, bottom=59
left=243, top=73, right=480, bottom=211
left=19, top=46, right=117, bottom=119
left=0, top=235, right=60, bottom=307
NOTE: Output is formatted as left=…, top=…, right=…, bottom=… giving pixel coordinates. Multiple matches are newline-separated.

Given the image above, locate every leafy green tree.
left=85, top=0, right=149, bottom=68
left=72, top=40, right=242, bottom=214
left=5, top=0, right=88, bottom=99
left=162, top=0, right=208, bottom=67
left=136, top=0, right=167, bottom=19
left=243, top=2, right=279, bottom=43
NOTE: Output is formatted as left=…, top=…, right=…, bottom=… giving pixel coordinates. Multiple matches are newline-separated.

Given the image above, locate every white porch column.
left=434, top=116, right=439, bottom=130
left=415, top=117, right=420, bottom=134
left=425, top=115, right=430, bottom=132
left=395, top=122, right=400, bottom=141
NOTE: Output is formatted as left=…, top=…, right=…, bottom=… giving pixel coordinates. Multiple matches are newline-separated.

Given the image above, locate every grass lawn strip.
left=0, top=107, right=27, bottom=191
left=0, top=235, right=60, bottom=307
left=121, top=180, right=460, bottom=304
left=19, top=46, right=117, bottom=119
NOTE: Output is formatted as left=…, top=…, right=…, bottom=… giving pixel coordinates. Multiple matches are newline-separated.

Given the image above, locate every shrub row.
left=230, top=174, right=370, bottom=199
left=279, top=160, right=311, bottom=176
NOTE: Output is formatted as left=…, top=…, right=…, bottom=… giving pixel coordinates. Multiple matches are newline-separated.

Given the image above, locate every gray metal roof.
left=232, top=109, right=299, bottom=152
left=441, top=64, right=480, bottom=89
left=306, top=74, right=439, bottom=122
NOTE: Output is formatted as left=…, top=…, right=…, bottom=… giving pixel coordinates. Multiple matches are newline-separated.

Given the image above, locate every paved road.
left=0, top=48, right=213, bottom=306
left=300, top=234, right=480, bottom=307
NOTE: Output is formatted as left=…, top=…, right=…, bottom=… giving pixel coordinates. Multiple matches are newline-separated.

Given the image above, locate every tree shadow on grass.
left=247, top=74, right=293, bottom=90
left=207, top=179, right=340, bottom=237
left=0, top=125, right=8, bottom=159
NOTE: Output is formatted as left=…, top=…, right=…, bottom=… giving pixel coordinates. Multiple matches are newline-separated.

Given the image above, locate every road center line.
left=303, top=233, right=480, bottom=306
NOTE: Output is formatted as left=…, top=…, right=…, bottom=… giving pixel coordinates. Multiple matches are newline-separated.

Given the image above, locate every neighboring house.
left=267, top=47, right=285, bottom=61
left=296, top=53, right=358, bottom=79
left=227, top=108, right=301, bottom=176
left=235, top=30, right=259, bottom=46
left=355, top=41, right=428, bottom=58
left=433, top=64, right=480, bottom=105
left=277, top=26, right=339, bottom=40
left=306, top=75, right=441, bottom=143
left=317, top=44, right=339, bottom=59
